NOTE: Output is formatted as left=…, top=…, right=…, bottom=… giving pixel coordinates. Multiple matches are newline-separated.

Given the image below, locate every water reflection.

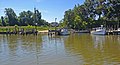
left=0, top=34, right=120, bottom=65
left=0, top=34, right=42, bottom=65
left=91, top=35, right=105, bottom=50
left=64, top=34, right=120, bottom=65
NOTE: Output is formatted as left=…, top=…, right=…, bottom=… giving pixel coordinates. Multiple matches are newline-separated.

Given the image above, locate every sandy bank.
left=38, top=30, right=48, bottom=33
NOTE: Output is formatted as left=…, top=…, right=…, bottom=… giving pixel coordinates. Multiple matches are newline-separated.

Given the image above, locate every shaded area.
left=64, top=34, right=120, bottom=65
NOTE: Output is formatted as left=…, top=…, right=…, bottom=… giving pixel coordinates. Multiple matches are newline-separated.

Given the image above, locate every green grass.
left=0, top=26, right=57, bottom=32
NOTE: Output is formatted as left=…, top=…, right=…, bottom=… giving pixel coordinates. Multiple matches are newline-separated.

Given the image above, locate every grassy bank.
left=0, top=26, right=56, bottom=32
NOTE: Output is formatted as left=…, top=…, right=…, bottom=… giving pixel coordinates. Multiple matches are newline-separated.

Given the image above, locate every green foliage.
left=0, top=19, right=1, bottom=26
left=59, top=19, right=66, bottom=28
left=19, top=10, right=34, bottom=26
left=1, top=8, right=49, bottom=26
left=62, top=0, right=120, bottom=30
left=1, top=16, right=6, bottom=26
left=4, top=8, right=18, bottom=26
left=0, top=26, right=50, bottom=32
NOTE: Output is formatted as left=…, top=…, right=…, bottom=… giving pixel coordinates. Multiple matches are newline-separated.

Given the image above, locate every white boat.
left=117, top=28, right=120, bottom=35
left=58, top=28, right=70, bottom=35
left=91, top=25, right=106, bottom=35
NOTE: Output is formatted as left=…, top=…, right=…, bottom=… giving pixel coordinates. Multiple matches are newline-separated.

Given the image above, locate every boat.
left=117, top=28, right=120, bottom=35
left=75, top=30, right=90, bottom=33
left=91, top=25, right=106, bottom=35
left=58, top=28, right=70, bottom=35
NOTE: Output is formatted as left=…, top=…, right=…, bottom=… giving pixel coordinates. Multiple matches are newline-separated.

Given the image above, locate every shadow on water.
left=64, top=33, right=120, bottom=65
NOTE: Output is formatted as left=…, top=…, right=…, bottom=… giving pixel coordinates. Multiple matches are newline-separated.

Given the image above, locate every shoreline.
left=0, top=30, right=49, bottom=34
left=38, top=30, right=48, bottom=33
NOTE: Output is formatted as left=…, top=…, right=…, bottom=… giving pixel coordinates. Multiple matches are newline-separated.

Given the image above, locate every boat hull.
left=91, top=30, right=106, bottom=35
left=91, top=25, right=106, bottom=35
left=58, top=28, right=70, bottom=36
left=59, top=32, right=70, bottom=35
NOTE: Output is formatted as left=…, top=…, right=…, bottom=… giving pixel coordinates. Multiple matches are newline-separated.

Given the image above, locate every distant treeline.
left=61, top=0, right=120, bottom=30
left=0, top=8, right=49, bottom=26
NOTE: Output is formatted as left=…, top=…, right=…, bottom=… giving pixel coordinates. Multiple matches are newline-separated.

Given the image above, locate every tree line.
left=62, top=0, right=120, bottom=30
left=0, top=8, right=49, bottom=26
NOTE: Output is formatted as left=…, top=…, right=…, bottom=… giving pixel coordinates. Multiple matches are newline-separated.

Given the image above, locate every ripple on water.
left=0, top=34, right=120, bottom=65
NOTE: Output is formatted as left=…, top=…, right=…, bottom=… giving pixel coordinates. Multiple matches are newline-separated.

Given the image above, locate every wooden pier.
left=106, top=30, right=120, bottom=35
left=48, top=30, right=58, bottom=36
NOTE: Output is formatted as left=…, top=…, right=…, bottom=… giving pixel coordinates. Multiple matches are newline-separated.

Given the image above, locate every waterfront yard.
left=0, top=26, right=54, bottom=32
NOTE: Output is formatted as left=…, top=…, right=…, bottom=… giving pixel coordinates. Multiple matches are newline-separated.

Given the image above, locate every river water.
left=0, top=34, right=120, bottom=65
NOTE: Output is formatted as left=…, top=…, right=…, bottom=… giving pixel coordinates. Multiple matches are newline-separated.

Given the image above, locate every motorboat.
left=117, top=28, right=120, bottom=35
left=58, top=28, right=70, bottom=35
left=91, top=25, right=106, bottom=35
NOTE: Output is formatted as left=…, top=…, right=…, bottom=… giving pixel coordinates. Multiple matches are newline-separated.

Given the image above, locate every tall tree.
left=64, top=9, right=75, bottom=28
left=34, top=9, right=42, bottom=26
left=63, top=0, right=120, bottom=30
left=1, top=16, right=6, bottom=26
left=19, top=10, right=34, bottom=26
left=4, top=8, right=18, bottom=26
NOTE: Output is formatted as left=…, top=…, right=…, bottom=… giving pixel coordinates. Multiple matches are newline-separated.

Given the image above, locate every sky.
left=0, top=0, right=85, bottom=22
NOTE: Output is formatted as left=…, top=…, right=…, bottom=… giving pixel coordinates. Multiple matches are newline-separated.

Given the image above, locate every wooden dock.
left=106, top=30, right=120, bottom=35
left=48, top=30, right=58, bottom=36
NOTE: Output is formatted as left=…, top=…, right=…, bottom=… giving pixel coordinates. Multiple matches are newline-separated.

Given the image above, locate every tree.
left=18, top=9, right=48, bottom=26
left=34, top=9, right=42, bottom=26
left=2, top=8, right=48, bottom=26
left=4, top=8, right=18, bottom=26
left=19, top=10, right=34, bottom=26
left=64, top=9, right=75, bottom=28
left=1, top=16, right=6, bottom=26
left=63, top=0, right=120, bottom=30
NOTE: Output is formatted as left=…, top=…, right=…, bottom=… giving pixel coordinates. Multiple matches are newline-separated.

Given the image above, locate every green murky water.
left=0, top=34, right=120, bottom=65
